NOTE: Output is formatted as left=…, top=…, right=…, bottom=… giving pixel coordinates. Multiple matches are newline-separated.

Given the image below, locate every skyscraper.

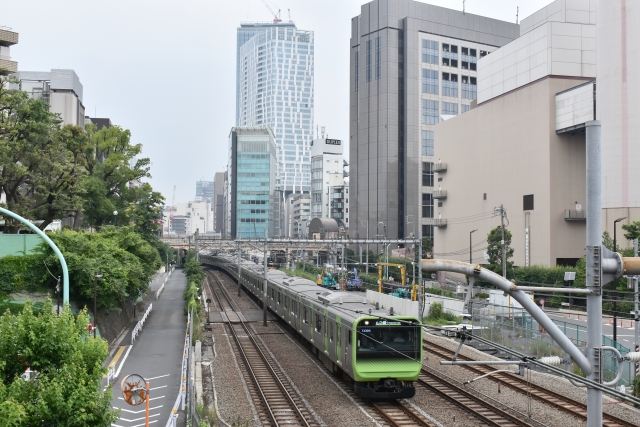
left=236, top=22, right=314, bottom=194
left=350, top=0, right=518, bottom=242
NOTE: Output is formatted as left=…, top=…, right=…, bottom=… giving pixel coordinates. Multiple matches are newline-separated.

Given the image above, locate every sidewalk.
left=104, top=269, right=188, bottom=427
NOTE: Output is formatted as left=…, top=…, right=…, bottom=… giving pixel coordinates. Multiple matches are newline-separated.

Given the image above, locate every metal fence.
left=471, top=304, right=633, bottom=387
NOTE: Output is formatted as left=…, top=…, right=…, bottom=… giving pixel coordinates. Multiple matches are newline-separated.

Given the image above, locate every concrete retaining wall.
left=365, top=290, right=465, bottom=319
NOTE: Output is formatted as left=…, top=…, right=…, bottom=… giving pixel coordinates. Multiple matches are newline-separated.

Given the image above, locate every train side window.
left=284, top=296, right=288, bottom=310
left=315, top=312, right=322, bottom=333
left=330, top=322, right=334, bottom=343
left=271, top=288, right=275, bottom=300
left=348, top=330, right=352, bottom=346
left=304, top=307, right=308, bottom=324
left=278, top=292, right=281, bottom=305
left=337, top=324, right=341, bottom=346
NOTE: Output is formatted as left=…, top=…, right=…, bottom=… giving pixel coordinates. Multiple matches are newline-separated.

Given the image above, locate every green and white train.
left=201, top=252, right=422, bottom=399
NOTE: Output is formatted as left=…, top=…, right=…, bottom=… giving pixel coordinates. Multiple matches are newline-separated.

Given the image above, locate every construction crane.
left=260, top=0, right=282, bottom=23
left=169, top=185, right=176, bottom=234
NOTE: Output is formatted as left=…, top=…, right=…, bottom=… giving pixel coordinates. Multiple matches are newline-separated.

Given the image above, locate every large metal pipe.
left=585, top=120, right=602, bottom=427
left=420, top=259, right=591, bottom=375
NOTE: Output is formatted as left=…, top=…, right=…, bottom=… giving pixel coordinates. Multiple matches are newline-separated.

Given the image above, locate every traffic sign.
left=121, top=374, right=147, bottom=406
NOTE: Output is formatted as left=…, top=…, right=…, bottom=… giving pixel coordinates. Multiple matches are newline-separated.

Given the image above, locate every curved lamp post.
left=0, top=207, right=69, bottom=304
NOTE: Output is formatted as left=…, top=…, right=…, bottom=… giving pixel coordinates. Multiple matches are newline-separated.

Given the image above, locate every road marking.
left=104, top=346, right=127, bottom=378
left=118, top=395, right=164, bottom=401
left=150, top=385, right=167, bottom=390
left=118, top=413, right=161, bottom=422
left=114, top=345, right=133, bottom=378
left=146, top=374, right=170, bottom=381
left=117, top=405, right=163, bottom=414
left=112, top=421, right=157, bottom=427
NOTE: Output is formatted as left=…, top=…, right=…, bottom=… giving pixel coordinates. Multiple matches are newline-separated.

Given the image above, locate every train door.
left=335, top=316, right=342, bottom=366
left=343, top=323, right=352, bottom=374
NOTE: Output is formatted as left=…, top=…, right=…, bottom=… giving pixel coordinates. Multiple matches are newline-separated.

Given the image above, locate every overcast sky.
left=5, top=0, right=550, bottom=204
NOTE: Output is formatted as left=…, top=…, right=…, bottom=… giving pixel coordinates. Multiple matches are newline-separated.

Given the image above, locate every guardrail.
left=105, top=364, right=115, bottom=385
left=131, top=303, right=153, bottom=343
left=156, top=268, right=174, bottom=300
left=165, top=311, right=190, bottom=426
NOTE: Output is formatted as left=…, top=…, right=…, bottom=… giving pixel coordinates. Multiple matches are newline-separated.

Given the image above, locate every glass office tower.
left=236, top=22, right=314, bottom=194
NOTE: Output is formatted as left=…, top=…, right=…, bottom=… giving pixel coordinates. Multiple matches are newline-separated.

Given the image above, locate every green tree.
left=40, top=228, right=160, bottom=309
left=80, top=125, right=151, bottom=229
left=486, top=226, right=514, bottom=277
left=622, top=221, right=640, bottom=243
left=0, top=299, right=118, bottom=426
left=124, top=183, right=165, bottom=240
left=0, top=76, right=90, bottom=232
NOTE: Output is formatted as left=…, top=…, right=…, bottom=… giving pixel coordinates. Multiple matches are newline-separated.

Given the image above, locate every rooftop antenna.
left=516, top=6, right=519, bottom=24
left=321, top=126, right=326, bottom=139
left=463, top=0, right=465, bottom=15
left=288, top=8, right=293, bottom=23
left=316, top=125, right=319, bottom=138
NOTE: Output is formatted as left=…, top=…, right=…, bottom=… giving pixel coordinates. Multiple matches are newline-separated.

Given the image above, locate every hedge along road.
left=107, top=269, right=187, bottom=427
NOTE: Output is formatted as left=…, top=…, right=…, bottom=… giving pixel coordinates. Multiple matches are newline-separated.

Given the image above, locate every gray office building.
left=196, top=180, right=215, bottom=201
left=349, top=0, right=518, bottom=242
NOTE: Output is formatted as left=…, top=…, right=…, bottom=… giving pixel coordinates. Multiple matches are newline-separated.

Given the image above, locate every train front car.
left=352, top=316, right=422, bottom=399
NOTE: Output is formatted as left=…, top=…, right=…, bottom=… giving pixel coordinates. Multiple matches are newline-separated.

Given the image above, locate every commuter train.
left=200, top=251, right=422, bottom=399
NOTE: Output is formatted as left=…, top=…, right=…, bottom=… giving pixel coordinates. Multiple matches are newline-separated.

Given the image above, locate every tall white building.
left=236, top=22, right=314, bottom=194
left=310, top=137, right=346, bottom=218
left=163, top=200, right=214, bottom=236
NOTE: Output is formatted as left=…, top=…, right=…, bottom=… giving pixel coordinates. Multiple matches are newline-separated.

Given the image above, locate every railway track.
left=207, top=270, right=315, bottom=427
left=419, top=366, right=538, bottom=427
left=371, top=401, right=437, bottom=427
left=423, top=338, right=636, bottom=427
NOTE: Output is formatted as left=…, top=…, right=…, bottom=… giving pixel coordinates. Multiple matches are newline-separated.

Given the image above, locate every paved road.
left=546, top=311, right=639, bottom=350
left=104, top=269, right=187, bottom=427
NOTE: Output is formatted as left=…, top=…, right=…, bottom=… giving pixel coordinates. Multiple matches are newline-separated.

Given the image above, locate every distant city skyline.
left=3, top=0, right=551, bottom=203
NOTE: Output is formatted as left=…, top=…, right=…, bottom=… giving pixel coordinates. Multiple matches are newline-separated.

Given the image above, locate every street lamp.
left=470, top=229, right=478, bottom=265
left=613, top=216, right=627, bottom=343
left=113, top=210, right=118, bottom=226
left=93, top=273, right=103, bottom=339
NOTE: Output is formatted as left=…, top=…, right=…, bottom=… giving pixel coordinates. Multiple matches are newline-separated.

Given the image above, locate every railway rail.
left=419, top=366, right=538, bottom=427
left=371, top=401, right=437, bottom=427
left=207, top=270, right=315, bottom=427
left=423, top=338, right=636, bottom=427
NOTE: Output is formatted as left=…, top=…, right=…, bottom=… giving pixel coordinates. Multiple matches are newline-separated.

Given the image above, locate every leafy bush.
left=425, top=287, right=455, bottom=298
left=475, top=292, right=490, bottom=300
left=428, top=302, right=443, bottom=319
left=39, top=228, right=161, bottom=309
left=0, top=299, right=118, bottom=425
left=0, top=255, right=50, bottom=294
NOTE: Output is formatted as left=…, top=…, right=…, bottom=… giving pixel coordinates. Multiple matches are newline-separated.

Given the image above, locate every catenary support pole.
left=263, top=229, right=268, bottom=327
left=585, top=120, right=603, bottom=427
left=194, top=228, right=199, bottom=262
left=0, top=207, right=70, bottom=304
left=418, top=232, right=423, bottom=319
left=500, top=204, right=506, bottom=278
left=237, top=241, right=242, bottom=297
left=635, top=239, right=639, bottom=375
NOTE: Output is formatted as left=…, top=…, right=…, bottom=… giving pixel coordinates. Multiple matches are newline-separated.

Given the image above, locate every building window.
left=442, top=73, right=458, bottom=97
left=422, top=193, right=434, bottom=218
left=461, top=104, right=470, bottom=113
left=422, top=225, right=434, bottom=243
left=442, top=102, right=458, bottom=116
left=422, top=162, right=434, bottom=187
left=375, top=37, right=381, bottom=80
left=355, top=51, right=359, bottom=91
left=462, top=76, right=477, bottom=100
left=422, top=69, right=438, bottom=94
left=442, top=44, right=458, bottom=67
left=523, top=194, right=534, bottom=211
left=422, top=39, right=438, bottom=64
left=422, top=100, right=439, bottom=125
left=366, top=40, right=372, bottom=82
left=422, top=130, right=434, bottom=156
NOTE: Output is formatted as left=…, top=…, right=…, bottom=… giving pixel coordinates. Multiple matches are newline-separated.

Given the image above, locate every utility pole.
left=496, top=204, right=506, bottom=278
left=613, top=216, right=627, bottom=343
left=194, top=228, right=199, bottom=262
left=263, top=229, right=268, bottom=327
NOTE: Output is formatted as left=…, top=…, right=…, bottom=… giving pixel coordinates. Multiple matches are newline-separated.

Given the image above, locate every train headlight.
left=364, top=321, right=369, bottom=325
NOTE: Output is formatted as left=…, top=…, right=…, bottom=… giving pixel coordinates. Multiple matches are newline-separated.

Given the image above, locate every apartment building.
left=0, top=26, right=18, bottom=75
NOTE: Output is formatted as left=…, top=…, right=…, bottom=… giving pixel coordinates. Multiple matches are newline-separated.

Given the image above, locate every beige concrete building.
left=0, top=26, right=18, bottom=75
left=434, top=76, right=590, bottom=267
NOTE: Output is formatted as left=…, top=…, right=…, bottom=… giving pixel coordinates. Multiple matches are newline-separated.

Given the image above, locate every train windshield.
left=356, top=320, right=420, bottom=361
